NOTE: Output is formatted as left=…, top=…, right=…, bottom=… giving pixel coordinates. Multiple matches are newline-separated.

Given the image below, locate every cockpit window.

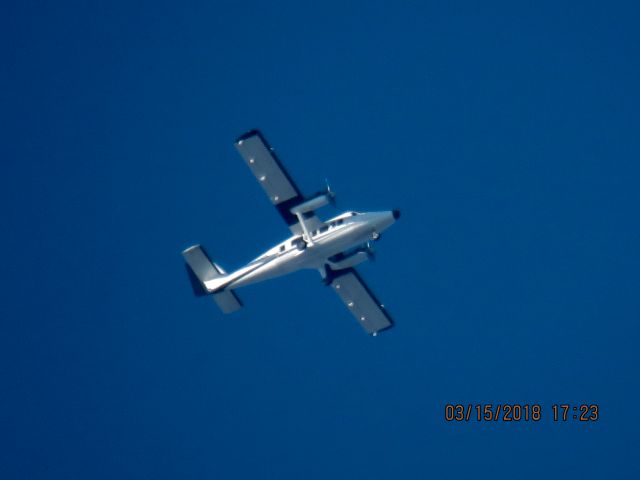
left=320, top=225, right=329, bottom=233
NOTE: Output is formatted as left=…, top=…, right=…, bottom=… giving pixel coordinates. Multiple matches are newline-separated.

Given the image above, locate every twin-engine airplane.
left=182, top=130, right=400, bottom=335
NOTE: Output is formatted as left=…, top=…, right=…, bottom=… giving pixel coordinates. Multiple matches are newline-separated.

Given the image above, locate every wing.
left=235, top=130, right=322, bottom=233
left=329, top=268, right=394, bottom=335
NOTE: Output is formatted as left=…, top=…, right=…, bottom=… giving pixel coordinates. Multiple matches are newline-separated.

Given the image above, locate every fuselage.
left=219, top=210, right=399, bottom=290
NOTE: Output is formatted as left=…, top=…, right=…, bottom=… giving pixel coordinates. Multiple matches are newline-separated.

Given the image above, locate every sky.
left=2, top=1, right=640, bottom=478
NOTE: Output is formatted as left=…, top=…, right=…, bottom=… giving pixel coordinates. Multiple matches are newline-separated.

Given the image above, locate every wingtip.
left=235, top=129, right=262, bottom=144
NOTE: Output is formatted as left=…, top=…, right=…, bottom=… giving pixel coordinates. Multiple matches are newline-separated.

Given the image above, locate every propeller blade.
left=366, top=241, right=376, bottom=261
left=325, top=178, right=336, bottom=206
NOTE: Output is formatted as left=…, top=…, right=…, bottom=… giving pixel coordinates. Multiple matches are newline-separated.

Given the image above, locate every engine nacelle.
left=327, top=249, right=369, bottom=270
left=290, top=192, right=334, bottom=215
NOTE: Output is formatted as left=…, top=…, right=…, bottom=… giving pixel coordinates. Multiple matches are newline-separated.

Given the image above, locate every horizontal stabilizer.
left=183, top=245, right=220, bottom=283
left=185, top=264, right=209, bottom=297
left=213, top=290, right=243, bottom=313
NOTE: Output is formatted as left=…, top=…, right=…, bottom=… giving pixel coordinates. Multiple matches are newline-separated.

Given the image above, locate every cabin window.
left=337, top=218, right=344, bottom=225
left=320, top=225, right=329, bottom=233
left=279, top=245, right=285, bottom=252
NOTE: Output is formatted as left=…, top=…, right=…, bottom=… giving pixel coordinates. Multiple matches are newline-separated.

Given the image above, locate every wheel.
left=371, top=231, right=380, bottom=241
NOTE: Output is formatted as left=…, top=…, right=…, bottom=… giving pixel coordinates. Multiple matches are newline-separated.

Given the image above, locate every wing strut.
left=292, top=211, right=314, bottom=245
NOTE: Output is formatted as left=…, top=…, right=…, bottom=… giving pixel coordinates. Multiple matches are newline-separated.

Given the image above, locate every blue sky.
left=2, top=1, right=639, bottom=478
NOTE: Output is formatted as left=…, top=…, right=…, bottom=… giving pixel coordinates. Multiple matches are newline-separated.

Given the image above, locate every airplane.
left=182, top=130, right=401, bottom=335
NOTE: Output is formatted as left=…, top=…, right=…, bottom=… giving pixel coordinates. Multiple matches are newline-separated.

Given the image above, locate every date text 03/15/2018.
left=444, top=404, right=599, bottom=422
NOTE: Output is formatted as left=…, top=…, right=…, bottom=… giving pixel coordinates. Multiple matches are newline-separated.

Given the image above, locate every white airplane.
left=182, top=130, right=401, bottom=335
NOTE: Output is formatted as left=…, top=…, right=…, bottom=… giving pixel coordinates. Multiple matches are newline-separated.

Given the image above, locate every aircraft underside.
left=182, top=130, right=400, bottom=335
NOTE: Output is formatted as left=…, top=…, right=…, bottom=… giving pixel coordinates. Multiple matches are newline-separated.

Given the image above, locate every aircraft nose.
left=392, top=209, right=401, bottom=220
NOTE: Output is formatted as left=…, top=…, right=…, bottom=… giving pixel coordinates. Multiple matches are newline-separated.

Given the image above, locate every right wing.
left=329, top=268, right=394, bottom=335
left=234, top=130, right=322, bottom=233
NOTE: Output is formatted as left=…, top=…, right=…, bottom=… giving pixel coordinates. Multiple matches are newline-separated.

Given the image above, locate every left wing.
left=329, top=268, right=394, bottom=335
left=234, top=130, right=322, bottom=233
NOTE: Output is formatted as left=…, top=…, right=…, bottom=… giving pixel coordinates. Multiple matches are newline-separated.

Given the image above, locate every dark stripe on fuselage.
left=228, top=253, right=281, bottom=288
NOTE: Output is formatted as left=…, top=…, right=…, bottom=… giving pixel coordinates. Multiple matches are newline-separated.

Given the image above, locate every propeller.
left=325, top=178, right=337, bottom=206
left=365, top=241, right=376, bottom=262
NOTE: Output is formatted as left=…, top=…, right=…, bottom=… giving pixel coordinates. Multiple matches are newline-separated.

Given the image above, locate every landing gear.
left=293, top=237, right=307, bottom=251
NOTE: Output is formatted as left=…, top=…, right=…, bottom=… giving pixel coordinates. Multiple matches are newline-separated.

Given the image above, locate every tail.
left=182, top=245, right=243, bottom=314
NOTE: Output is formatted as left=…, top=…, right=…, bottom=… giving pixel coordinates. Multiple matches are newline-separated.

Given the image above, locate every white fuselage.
left=208, top=210, right=398, bottom=292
